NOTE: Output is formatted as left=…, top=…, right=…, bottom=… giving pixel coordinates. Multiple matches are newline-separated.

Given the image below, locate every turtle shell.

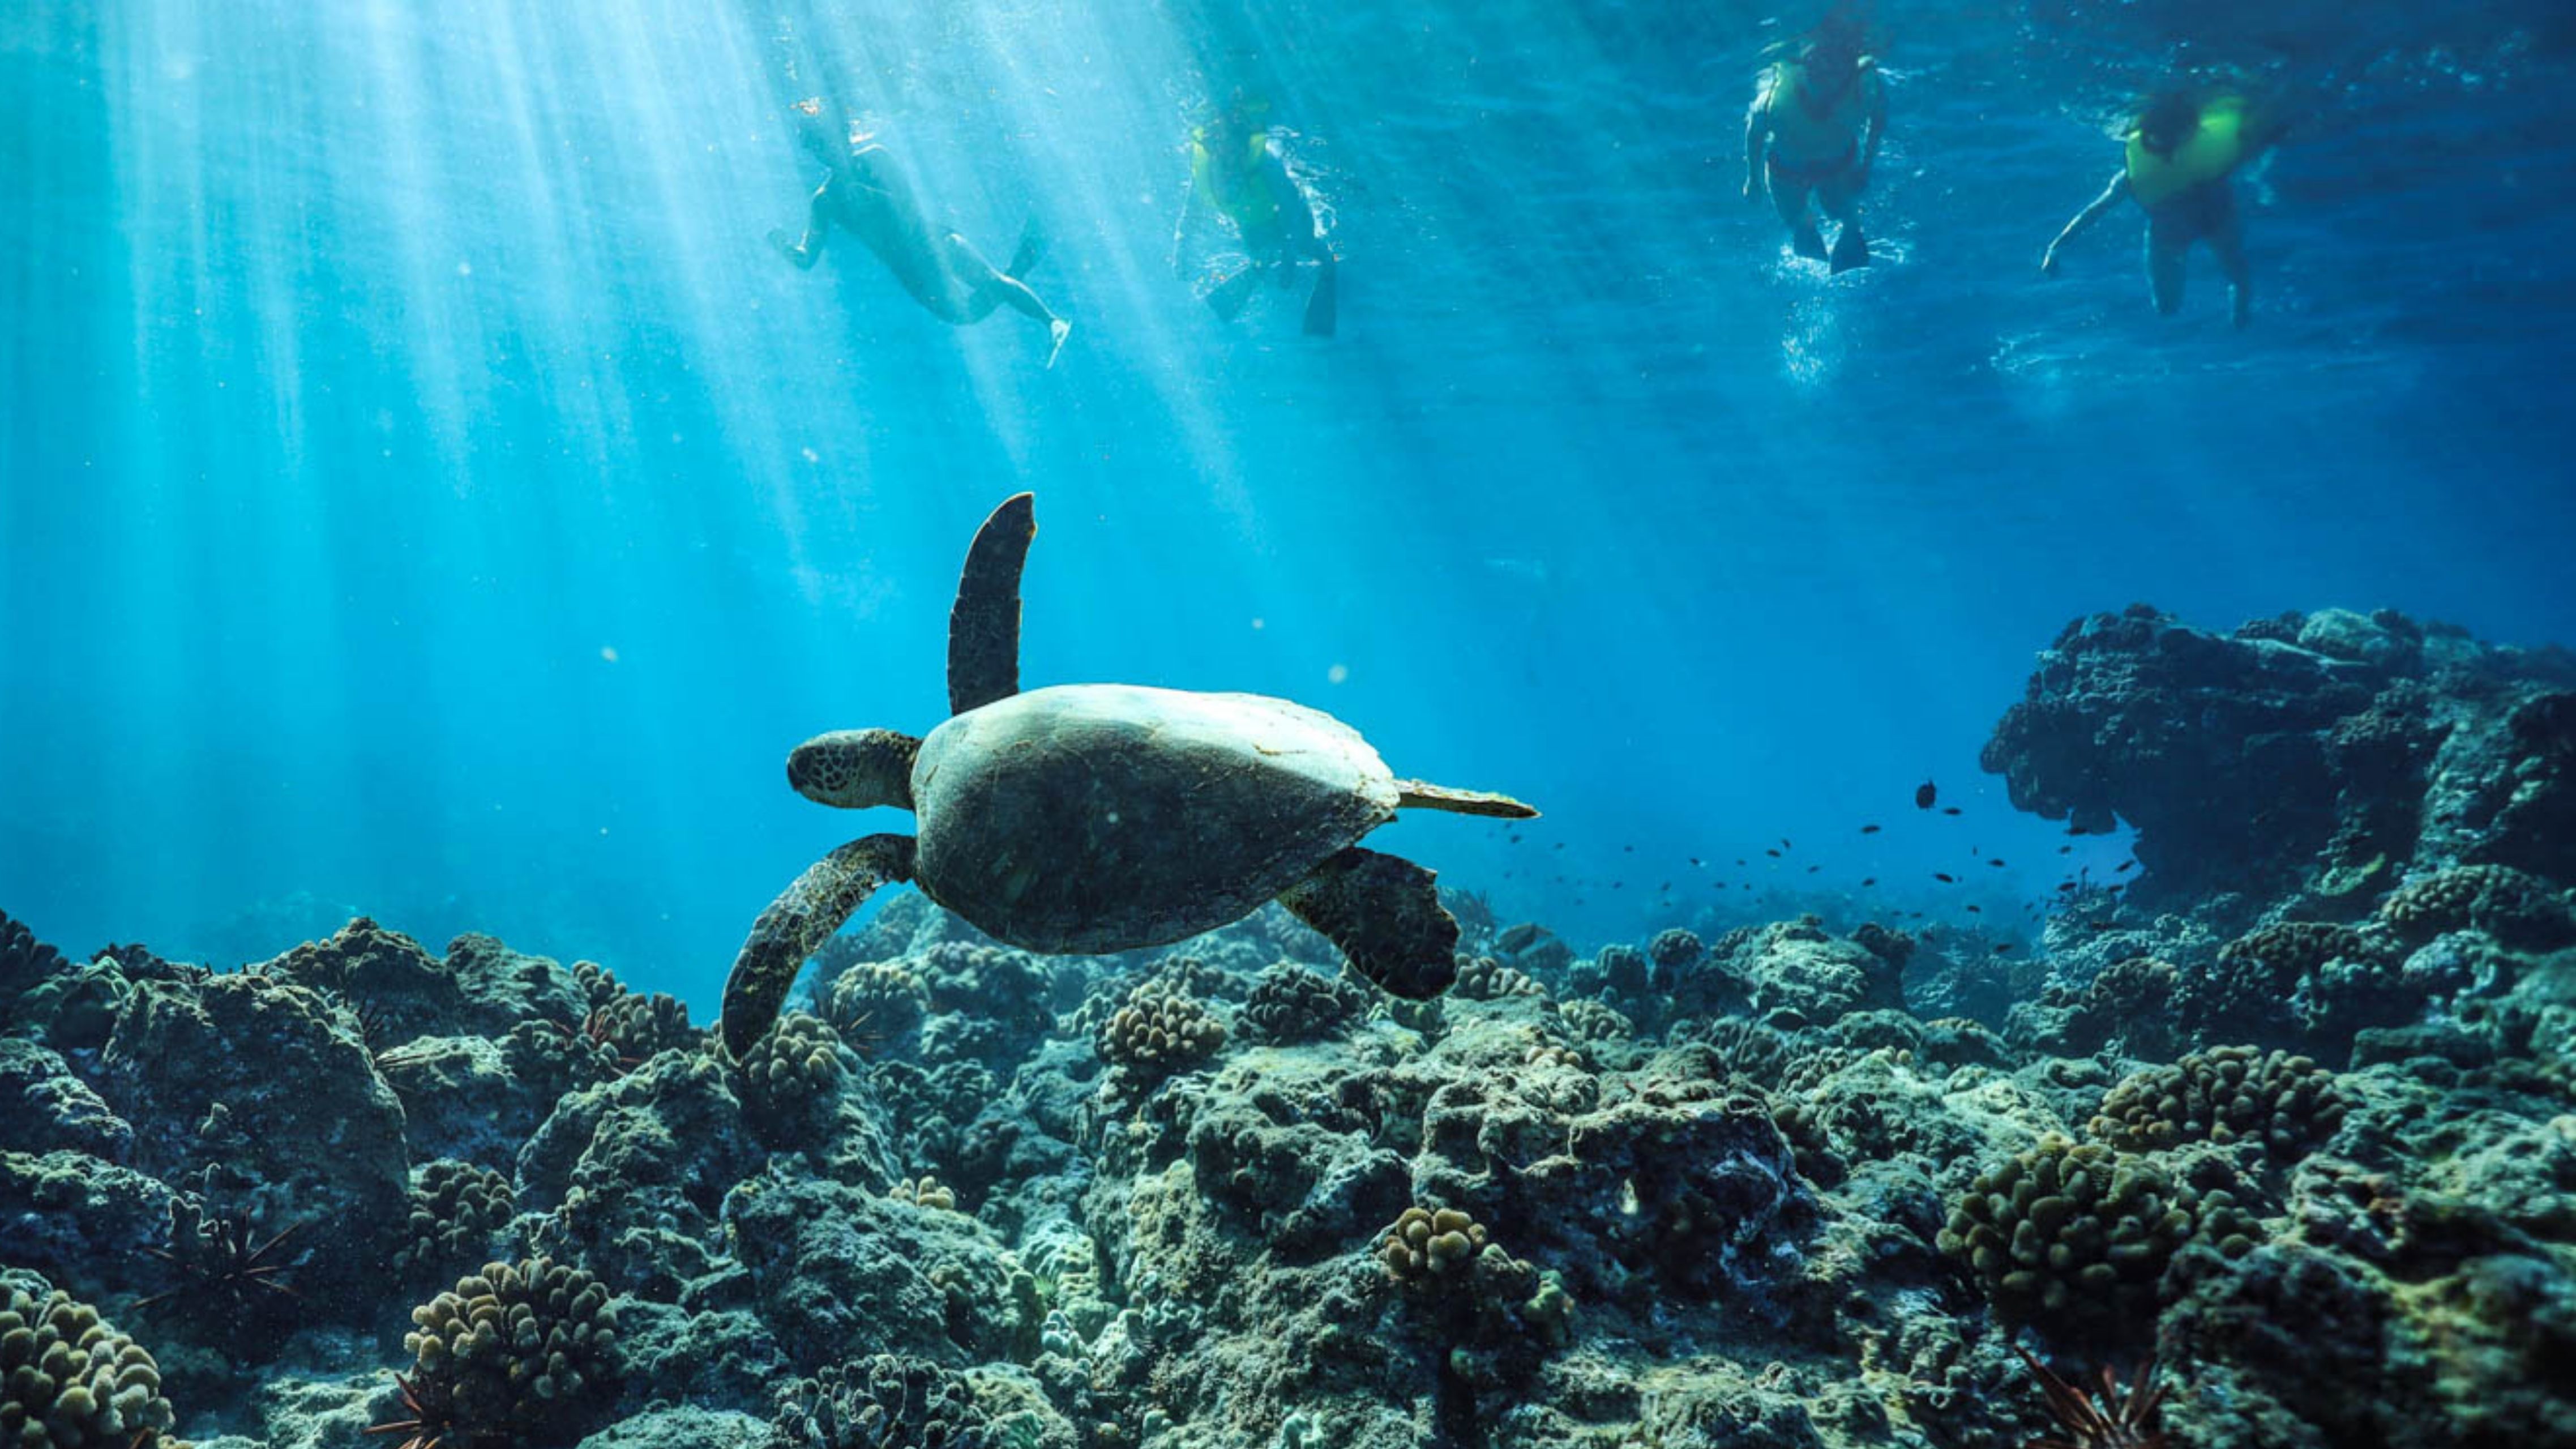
left=910, top=683, right=1400, bottom=952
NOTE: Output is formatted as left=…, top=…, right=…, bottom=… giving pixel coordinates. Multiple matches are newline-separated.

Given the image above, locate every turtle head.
left=788, top=729, right=920, bottom=811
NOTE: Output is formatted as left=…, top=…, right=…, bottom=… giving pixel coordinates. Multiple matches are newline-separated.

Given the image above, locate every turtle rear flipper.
left=1278, top=847, right=1459, bottom=998
left=949, top=493, right=1037, bottom=715
left=1395, top=779, right=1539, bottom=819
left=722, top=834, right=917, bottom=1057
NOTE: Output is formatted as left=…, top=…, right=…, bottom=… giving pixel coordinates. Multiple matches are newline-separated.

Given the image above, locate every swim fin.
left=1829, top=226, right=1871, bottom=274
left=1206, top=264, right=1263, bottom=323
left=1792, top=225, right=1831, bottom=263
left=1009, top=217, right=1049, bottom=278
left=1303, top=260, right=1338, bottom=338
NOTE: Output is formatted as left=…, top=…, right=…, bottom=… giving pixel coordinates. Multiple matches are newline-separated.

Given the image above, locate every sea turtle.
left=720, top=492, right=1537, bottom=1055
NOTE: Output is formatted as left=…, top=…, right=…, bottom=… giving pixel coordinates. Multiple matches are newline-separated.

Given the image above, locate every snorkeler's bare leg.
left=768, top=189, right=832, bottom=270
left=2143, top=219, right=2189, bottom=317
left=947, top=234, right=1072, bottom=365
left=1769, top=170, right=1829, bottom=261
left=1818, top=172, right=1869, bottom=271
left=2211, top=198, right=2253, bottom=328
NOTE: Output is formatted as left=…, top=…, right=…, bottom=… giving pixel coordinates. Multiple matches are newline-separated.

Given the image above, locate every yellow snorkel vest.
left=2125, top=95, right=2248, bottom=207
left=1191, top=127, right=1278, bottom=235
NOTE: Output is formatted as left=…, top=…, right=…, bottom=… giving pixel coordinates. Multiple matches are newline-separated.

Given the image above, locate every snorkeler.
left=1743, top=13, right=1886, bottom=275
left=2040, top=88, right=2286, bottom=327
left=1172, top=96, right=1339, bottom=337
left=770, top=99, right=1072, bottom=367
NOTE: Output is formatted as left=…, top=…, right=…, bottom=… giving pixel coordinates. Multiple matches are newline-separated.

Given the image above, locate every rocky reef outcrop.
left=3, top=602, right=2571, bottom=1449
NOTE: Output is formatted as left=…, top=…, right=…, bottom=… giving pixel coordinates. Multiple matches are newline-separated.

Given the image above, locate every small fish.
left=2104, top=883, right=2125, bottom=894
left=1509, top=835, right=1523, bottom=845
left=1554, top=843, right=1565, bottom=850
left=2088, top=919, right=2115, bottom=930
left=1992, top=943, right=2016, bottom=955
left=1780, top=837, right=1793, bottom=850
left=1613, top=882, right=1624, bottom=890
left=2116, top=860, right=2136, bottom=873
left=1623, top=844, right=1634, bottom=852
left=1806, top=865, right=1821, bottom=874
left=1987, top=858, right=2006, bottom=867
left=1966, top=904, right=1983, bottom=914
left=1765, top=849, right=1781, bottom=858
left=1941, top=806, right=1963, bottom=817
left=2056, top=882, right=2078, bottom=892
left=1915, top=780, right=1938, bottom=809
left=1935, top=872, right=1957, bottom=883
left=2056, top=845, right=2072, bottom=855
left=1860, top=823, right=1882, bottom=834
left=1659, top=881, right=1671, bottom=892
left=1861, top=877, right=1877, bottom=887
left=1689, top=857, right=1703, bottom=866
left=1736, top=858, right=1747, bottom=866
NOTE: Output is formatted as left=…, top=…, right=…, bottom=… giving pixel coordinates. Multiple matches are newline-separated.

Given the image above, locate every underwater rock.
left=2004, top=954, right=2181, bottom=1061
left=1182, top=1050, right=1410, bottom=1255
left=379, top=1033, right=558, bottom=1169
left=1724, top=918, right=1906, bottom=1031
left=0, top=908, right=71, bottom=1032
left=575, top=1403, right=768, bottom=1449
left=0, top=1036, right=132, bottom=1161
left=96, top=971, right=406, bottom=1313
left=0, top=1149, right=178, bottom=1301
left=1988, top=605, right=2576, bottom=914
left=722, top=1167, right=1036, bottom=1370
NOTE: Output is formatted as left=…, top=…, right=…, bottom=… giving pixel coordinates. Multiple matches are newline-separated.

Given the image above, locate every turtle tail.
left=1394, top=780, right=1539, bottom=819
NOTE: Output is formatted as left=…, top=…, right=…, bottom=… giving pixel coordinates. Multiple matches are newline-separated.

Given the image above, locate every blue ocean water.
left=3, top=0, right=2571, bottom=1011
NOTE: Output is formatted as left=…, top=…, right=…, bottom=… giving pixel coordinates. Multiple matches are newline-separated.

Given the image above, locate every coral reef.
left=11, top=603, right=2571, bottom=1449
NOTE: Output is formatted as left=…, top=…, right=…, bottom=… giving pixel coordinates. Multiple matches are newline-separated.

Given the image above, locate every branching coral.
left=2378, top=864, right=2576, bottom=948
left=769, top=1353, right=990, bottom=1449
left=1097, top=986, right=1225, bottom=1075
left=1937, top=1135, right=2216, bottom=1336
left=822, top=960, right=929, bottom=1046
left=734, top=1010, right=849, bottom=1120
left=887, top=1175, right=958, bottom=1211
left=2089, top=1047, right=2346, bottom=1162
left=1238, top=964, right=1371, bottom=1044
left=392, top=1161, right=516, bottom=1284
left=0, top=1285, right=178, bottom=1447
left=1453, top=956, right=1544, bottom=1001
left=386, top=1257, right=620, bottom=1447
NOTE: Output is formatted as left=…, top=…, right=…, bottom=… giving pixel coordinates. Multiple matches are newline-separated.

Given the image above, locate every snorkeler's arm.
left=769, top=186, right=831, bottom=270
left=1860, top=63, right=1888, bottom=177
left=2040, top=172, right=2129, bottom=273
left=1743, top=104, right=1770, bottom=199
left=1170, top=170, right=1196, bottom=277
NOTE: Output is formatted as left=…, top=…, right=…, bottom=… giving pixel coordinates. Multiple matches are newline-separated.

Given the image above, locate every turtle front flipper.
left=1394, top=779, right=1539, bottom=819
left=721, top=834, right=918, bottom=1057
left=1278, top=847, right=1460, bottom=999
left=948, top=492, right=1037, bottom=715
